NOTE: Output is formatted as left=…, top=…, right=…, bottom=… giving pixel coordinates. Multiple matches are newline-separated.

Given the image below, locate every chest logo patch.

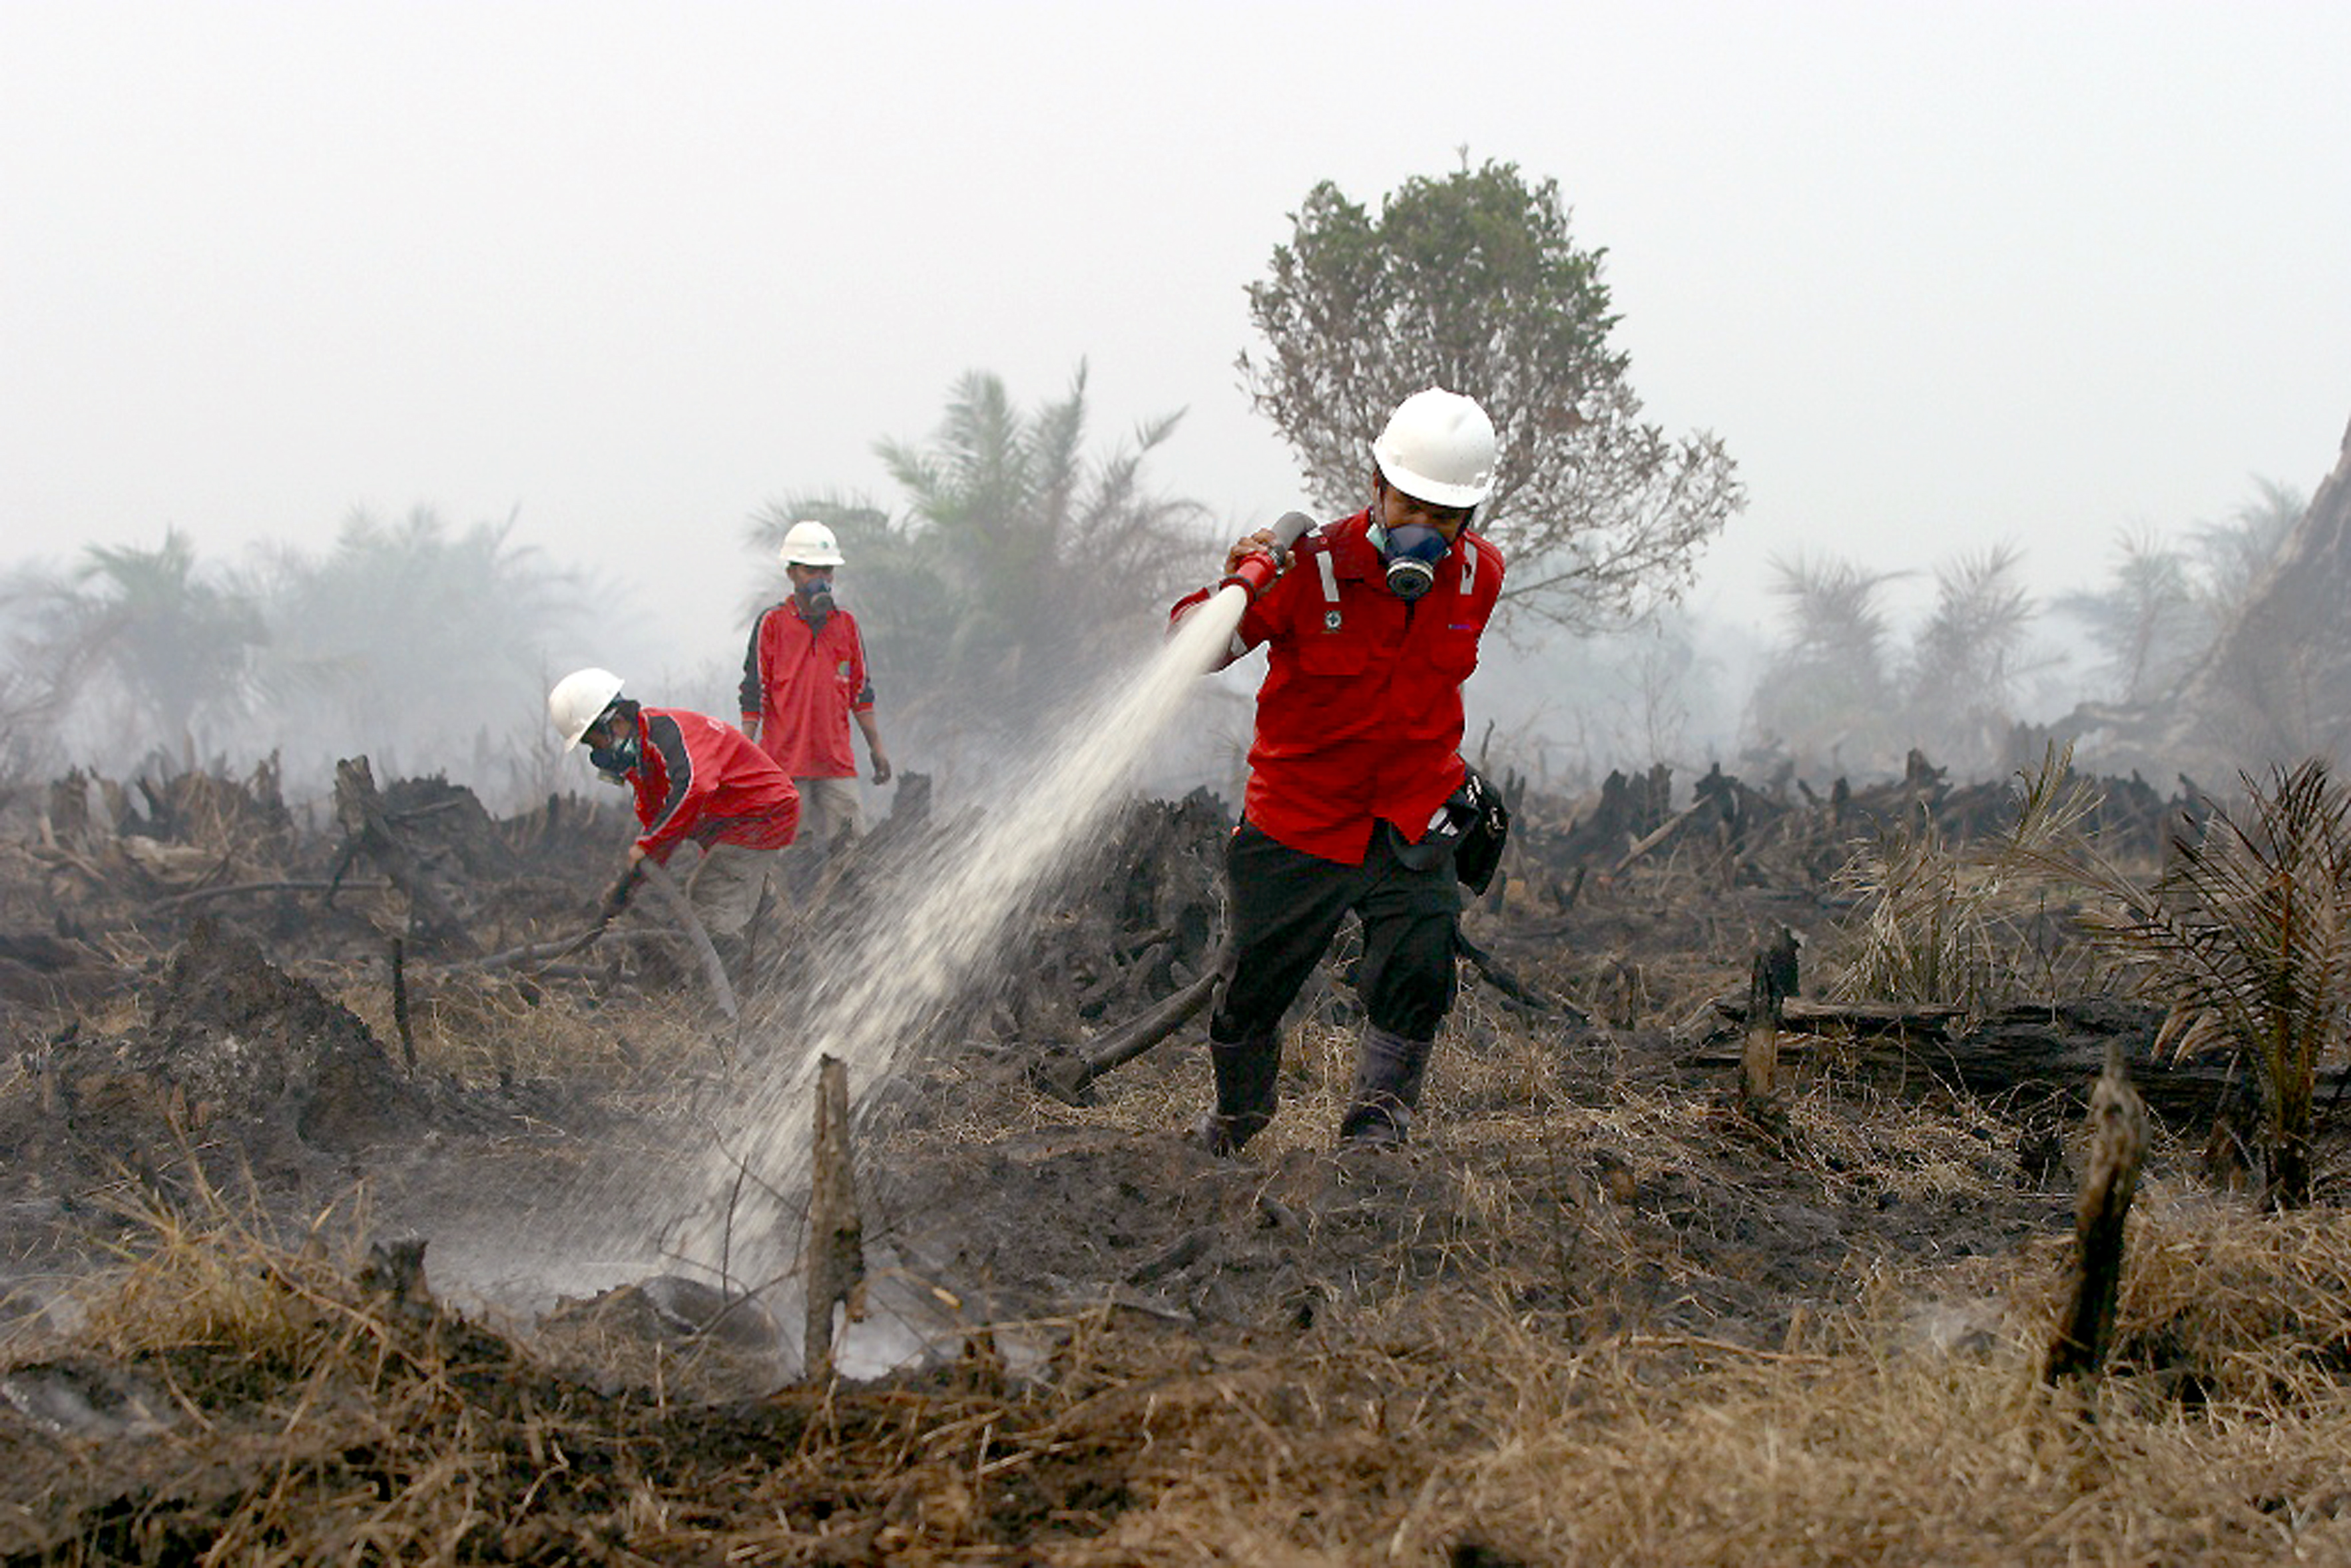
left=1324, top=610, right=1343, bottom=631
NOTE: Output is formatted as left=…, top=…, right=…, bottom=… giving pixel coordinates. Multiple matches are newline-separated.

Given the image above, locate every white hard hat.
left=548, top=667, right=625, bottom=750
left=1372, top=388, right=1498, bottom=509
left=778, top=519, right=846, bottom=567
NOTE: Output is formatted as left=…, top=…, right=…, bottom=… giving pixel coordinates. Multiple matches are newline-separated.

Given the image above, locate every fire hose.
left=1219, top=511, right=1317, bottom=598
left=630, top=858, right=740, bottom=1025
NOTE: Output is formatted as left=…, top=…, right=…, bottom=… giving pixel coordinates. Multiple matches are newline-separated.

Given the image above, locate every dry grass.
left=13, top=1193, right=2351, bottom=1564
left=933, top=1193, right=2351, bottom=1567
left=11, top=968, right=2351, bottom=1564
left=853, top=1009, right=2351, bottom=1565
left=334, top=966, right=722, bottom=1092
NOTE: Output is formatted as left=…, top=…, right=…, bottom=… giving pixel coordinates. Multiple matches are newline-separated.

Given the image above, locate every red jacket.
left=627, top=706, right=800, bottom=863
left=1173, top=509, right=1504, bottom=865
left=738, top=601, right=874, bottom=778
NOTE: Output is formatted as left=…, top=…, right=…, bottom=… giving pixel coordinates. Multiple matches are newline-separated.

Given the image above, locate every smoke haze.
left=5, top=1, right=2349, bottom=804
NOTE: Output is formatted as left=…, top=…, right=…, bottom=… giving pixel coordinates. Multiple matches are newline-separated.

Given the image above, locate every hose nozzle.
left=1218, top=511, right=1317, bottom=600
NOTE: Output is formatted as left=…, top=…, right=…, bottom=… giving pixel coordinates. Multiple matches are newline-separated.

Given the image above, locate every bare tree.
left=1240, top=160, right=1743, bottom=633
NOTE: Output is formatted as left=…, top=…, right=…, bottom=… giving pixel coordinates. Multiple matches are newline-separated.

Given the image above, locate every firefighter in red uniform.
left=739, top=521, right=892, bottom=886
left=547, top=668, right=800, bottom=973
left=1172, top=389, right=1505, bottom=1153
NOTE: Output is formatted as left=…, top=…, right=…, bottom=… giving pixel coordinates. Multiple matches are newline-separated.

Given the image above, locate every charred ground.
left=1, top=754, right=2347, bottom=1565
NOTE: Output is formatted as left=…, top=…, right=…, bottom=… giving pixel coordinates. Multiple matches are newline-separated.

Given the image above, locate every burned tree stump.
left=804, top=1055, right=866, bottom=1381
left=389, top=936, right=416, bottom=1075
left=332, top=756, right=479, bottom=956
left=2044, top=1041, right=2149, bottom=1385
left=1740, top=925, right=1800, bottom=1107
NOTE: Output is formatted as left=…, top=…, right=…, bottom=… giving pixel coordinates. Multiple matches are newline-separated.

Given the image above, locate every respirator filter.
left=796, top=575, right=836, bottom=619
left=588, top=733, right=639, bottom=781
left=1374, top=523, right=1449, bottom=601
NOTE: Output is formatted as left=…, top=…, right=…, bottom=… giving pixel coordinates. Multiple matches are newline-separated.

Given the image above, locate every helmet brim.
left=1374, top=449, right=1492, bottom=510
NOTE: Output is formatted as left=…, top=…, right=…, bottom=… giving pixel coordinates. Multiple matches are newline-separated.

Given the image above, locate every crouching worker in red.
left=1171, top=389, right=1505, bottom=1153
left=547, top=668, right=800, bottom=981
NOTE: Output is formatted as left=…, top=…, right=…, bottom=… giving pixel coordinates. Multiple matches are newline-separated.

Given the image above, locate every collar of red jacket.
left=1323, top=509, right=1381, bottom=579
left=1325, top=507, right=1485, bottom=582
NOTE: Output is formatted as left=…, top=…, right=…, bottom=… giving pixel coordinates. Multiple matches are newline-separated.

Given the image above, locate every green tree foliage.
left=746, top=366, right=1209, bottom=738
left=1239, top=160, right=1744, bottom=632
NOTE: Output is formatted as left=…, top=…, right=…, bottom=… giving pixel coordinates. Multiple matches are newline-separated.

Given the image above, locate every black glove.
left=597, top=866, right=641, bottom=927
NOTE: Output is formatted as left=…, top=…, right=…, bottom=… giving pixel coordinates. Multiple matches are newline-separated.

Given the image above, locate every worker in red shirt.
left=1171, top=389, right=1506, bottom=1154
left=739, top=520, right=892, bottom=886
left=547, top=668, right=800, bottom=972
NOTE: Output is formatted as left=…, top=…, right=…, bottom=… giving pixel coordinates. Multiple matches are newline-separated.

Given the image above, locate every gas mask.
left=795, top=573, right=836, bottom=628
left=588, top=732, right=639, bottom=782
left=1369, top=522, right=1450, bottom=601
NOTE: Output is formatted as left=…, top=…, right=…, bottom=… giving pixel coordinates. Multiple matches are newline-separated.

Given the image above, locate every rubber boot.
left=1191, top=1032, right=1280, bottom=1157
left=1338, top=1025, right=1434, bottom=1147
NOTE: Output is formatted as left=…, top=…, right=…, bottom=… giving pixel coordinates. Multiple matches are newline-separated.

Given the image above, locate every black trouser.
left=1211, top=820, right=1461, bottom=1046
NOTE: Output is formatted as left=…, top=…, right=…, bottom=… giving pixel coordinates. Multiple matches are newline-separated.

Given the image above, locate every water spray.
left=507, top=513, right=1322, bottom=1328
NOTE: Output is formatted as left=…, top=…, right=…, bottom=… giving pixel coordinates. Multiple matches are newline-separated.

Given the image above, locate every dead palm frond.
left=1826, top=745, right=2106, bottom=1015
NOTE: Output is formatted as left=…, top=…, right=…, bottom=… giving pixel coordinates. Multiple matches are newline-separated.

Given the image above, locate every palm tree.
left=1748, top=553, right=1903, bottom=778
left=244, top=507, right=582, bottom=769
left=23, top=529, right=264, bottom=770
left=1905, top=544, right=2035, bottom=771
left=749, top=366, right=1211, bottom=740
left=2190, top=477, right=2304, bottom=617
left=2058, top=527, right=2200, bottom=704
left=2011, top=756, right=2351, bottom=1210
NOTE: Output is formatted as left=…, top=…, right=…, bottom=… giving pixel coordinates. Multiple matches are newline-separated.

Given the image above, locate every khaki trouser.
left=794, top=776, right=865, bottom=852
left=680, top=841, right=780, bottom=939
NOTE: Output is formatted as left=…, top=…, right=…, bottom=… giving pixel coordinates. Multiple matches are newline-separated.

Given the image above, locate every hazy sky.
left=6, top=0, right=2348, bottom=680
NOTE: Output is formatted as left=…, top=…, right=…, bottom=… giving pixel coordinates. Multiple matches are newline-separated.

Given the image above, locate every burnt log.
left=1694, top=994, right=2238, bottom=1127
left=1455, top=930, right=1580, bottom=1019
left=1031, top=963, right=1224, bottom=1104
left=152, top=877, right=395, bottom=910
